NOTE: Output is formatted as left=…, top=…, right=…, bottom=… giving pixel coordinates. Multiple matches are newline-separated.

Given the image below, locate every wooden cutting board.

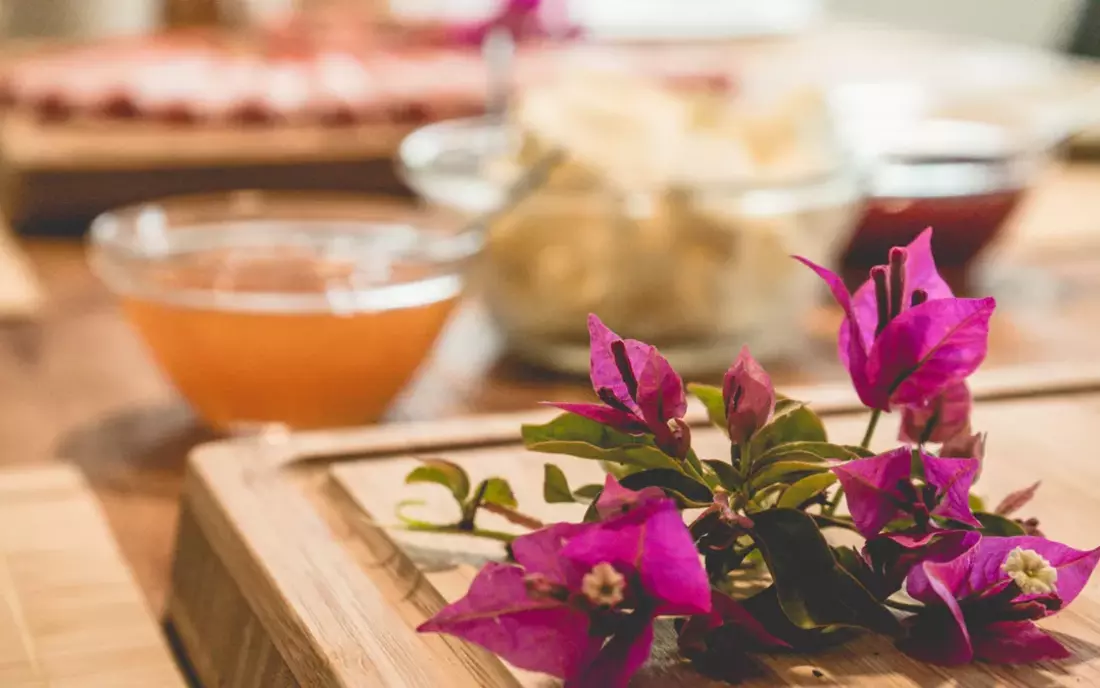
left=0, top=464, right=186, bottom=687
left=168, top=362, right=1100, bottom=687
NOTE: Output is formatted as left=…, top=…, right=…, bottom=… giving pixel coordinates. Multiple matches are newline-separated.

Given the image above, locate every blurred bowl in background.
left=88, top=192, right=477, bottom=431
left=841, top=118, right=1050, bottom=290
left=399, top=116, right=864, bottom=377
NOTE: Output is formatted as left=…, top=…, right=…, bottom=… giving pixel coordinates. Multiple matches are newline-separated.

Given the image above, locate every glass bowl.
left=399, top=116, right=864, bottom=377
left=88, top=191, right=479, bottom=431
left=841, top=118, right=1051, bottom=291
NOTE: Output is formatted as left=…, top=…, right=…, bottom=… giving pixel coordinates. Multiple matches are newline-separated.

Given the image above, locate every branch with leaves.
left=404, top=229, right=1099, bottom=687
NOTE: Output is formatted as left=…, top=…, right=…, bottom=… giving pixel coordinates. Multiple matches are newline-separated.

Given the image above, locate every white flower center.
left=581, top=562, right=626, bottom=607
left=1001, top=547, right=1058, bottom=596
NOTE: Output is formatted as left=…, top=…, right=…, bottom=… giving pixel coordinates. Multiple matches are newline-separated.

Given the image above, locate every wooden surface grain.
left=0, top=464, right=187, bottom=688
left=168, top=385, right=1100, bottom=687
left=2, top=160, right=1100, bottom=620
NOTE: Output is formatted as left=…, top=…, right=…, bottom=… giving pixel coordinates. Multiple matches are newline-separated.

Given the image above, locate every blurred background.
left=2, top=0, right=1100, bottom=616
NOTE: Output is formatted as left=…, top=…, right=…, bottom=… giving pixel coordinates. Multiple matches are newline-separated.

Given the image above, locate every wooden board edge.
left=173, top=444, right=489, bottom=688
left=1, top=115, right=415, bottom=173
left=189, top=359, right=1100, bottom=471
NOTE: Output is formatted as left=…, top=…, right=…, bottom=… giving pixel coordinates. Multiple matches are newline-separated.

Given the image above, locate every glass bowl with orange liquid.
left=88, top=192, right=477, bottom=431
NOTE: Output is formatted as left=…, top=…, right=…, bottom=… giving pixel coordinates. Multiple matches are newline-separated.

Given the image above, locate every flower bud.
left=722, top=347, right=776, bottom=445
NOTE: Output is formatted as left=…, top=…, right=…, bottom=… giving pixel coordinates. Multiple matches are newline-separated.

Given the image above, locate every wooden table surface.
left=2, top=161, right=1100, bottom=618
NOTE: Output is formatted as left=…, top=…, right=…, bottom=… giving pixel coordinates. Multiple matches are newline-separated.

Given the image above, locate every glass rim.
left=86, top=190, right=478, bottom=312
left=397, top=115, right=863, bottom=198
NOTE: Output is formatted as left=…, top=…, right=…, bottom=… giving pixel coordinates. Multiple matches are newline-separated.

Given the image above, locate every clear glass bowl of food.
left=88, top=191, right=478, bottom=431
left=399, top=106, right=864, bottom=377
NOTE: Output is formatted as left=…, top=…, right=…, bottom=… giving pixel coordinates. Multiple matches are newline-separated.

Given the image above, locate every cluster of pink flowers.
left=412, top=229, right=1099, bottom=686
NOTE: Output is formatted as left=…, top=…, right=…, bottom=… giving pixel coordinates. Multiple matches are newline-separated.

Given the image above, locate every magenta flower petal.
left=587, top=314, right=649, bottom=413
left=900, top=228, right=955, bottom=301
left=722, top=346, right=777, bottom=444
left=900, top=382, right=972, bottom=444
left=865, top=529, right=980, bottom=596
left=595, top=474, right=663, bottom=520
left=793, top=257, right=877, bottom=408
left=963, top=536, right=1100, bottom=607
left=923, top=455, right=982, bottom=527
left=511, top=523, right=587, bottom=586
left=871, top=297, right=996, bottom=408
left=994, top=482, right=1041, bottom=517
left=831, top=447, right=912, bottom=537
left=898, top=558, right=974, bottom=665
left=635, top=348, right=688, bottom=430
left=971, top=621, right=1071, bottom=664
left=562, top=499, right=711, bottom=616
left=545, top=402, right=649, bottom=434
left=418, top=562, right=594, bottom=678
left=854, top=229, right=954, bottom=329
left=905, top=535, right=977, bottom=604
left=567, top=618, right=655, bottom=688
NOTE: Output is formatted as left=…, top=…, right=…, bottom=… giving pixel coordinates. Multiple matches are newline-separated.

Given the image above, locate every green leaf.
left=968, top=493, right=986, bottom=513
left=750, top=461, right=831, bottom=490
left=619, top=469, right=713, bottom=507
left=522, top=414, right=682, bottom=471
left=573, top=484, right=604, bottom=502
left=749, top=402, right=828, bottom=458
left=542, top=464, right=576, bottom=504
left=778, top=473, right=838, bottom=509
left=582, top=498, right=602, bottom=522
left=703, top=459, right=742, bottom=490
left=688, top=383, right=727, bottom=432
left=405, top=459, right=470, bottom=504
left=477, top=478, right=518, bottom=509
left=599, top=461, right=633, bottom=479
left=974, top=511, right=1026, bottom=536
left=750, top=509, right=902, bottom=636
left=741, top=586, right=859, bottom=651
left=756, top=441, right=861, bottom=467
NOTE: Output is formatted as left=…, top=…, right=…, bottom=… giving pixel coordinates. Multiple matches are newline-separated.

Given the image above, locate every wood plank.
left=0, top=465, right=186, bottom=687
left=0, top=114, right=417, bottom=172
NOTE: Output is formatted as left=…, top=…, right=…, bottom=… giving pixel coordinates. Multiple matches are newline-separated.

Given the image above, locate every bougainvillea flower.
left=900, top=535, right=1100, bottom=665
left=900, top=381, right=972, bottom=445
left=549, top=314, right=691, bottom=458
left=863, top=529, right=981, bottom=598
left=796, top=229, right=996, bottom=411
left=449, top=0, right=580, bottom=45
left=831, top=447, right=982, bottom=538
left=722, top=346, right=776, bottom=444
left=419, top=492, right=710, bottom=687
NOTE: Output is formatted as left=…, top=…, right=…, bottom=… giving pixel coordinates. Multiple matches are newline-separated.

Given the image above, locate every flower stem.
left=481, top=503, right=545, bottom=530
left=826, top=409, right=883, bottom=516
left=403, top=522, right=517, bottom=544
left=860, top=409, right=883, bottom=450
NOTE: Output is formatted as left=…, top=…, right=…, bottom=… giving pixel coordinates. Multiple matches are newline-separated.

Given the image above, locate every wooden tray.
left=0, top=465, right=187, bottom=687
left=168, top=362, right=1100, bottom=687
